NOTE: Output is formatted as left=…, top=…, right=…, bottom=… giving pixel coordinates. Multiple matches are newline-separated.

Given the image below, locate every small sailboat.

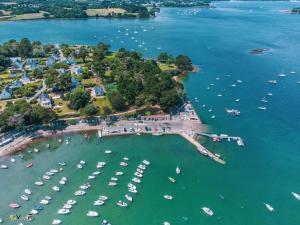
left=125, top=194, right=133, bottom=202
left=176, top=166, right=181, bottom=174
left=24, top=189, right=31, bottom=195
left=264, top=203, right=274, bottom=212
left=117, top=200, right=128, bottom=207
left=26, top=162, right=33, bottom=168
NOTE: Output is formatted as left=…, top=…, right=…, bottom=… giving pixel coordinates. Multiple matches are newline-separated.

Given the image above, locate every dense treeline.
left=0, top=0, right=157, bottom=18
left=0, top=100, right=57, bottom=132
left=91, top=44, right=190, bottom=112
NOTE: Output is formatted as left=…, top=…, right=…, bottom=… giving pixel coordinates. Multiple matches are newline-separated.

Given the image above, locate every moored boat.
left=168, top=177, right=176, bottom=183
left=52, top=219, right=62, bottom=224
left=86, top=211, right=98, bottom=217
left=176, top=166, right=181, bottom=174
left=9, top=203, right=20, bottom=208
left=163, top=195, right=173, bottom=200
left=292, top=192, right=300, bottom=200
left=202, top=207, right=214, bottom=216
left=264, top=203, right=274, bottom=212
left=117, top=200, right=128, bottom=207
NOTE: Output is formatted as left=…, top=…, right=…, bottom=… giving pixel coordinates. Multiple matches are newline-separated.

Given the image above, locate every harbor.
left=0, top=102, right=242, bottom=165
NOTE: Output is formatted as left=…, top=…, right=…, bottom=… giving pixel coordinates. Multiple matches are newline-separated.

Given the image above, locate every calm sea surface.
left=1, top=1, right=300, bottom=224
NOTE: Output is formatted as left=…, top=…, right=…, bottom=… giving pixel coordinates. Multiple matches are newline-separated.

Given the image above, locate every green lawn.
left=53, top=98, right=78, bottom=117
left=92, top=97, right=113, bottom=115
left=158, top=63, right=177, bottom=72
left=81, top=78, right=99, bottom=87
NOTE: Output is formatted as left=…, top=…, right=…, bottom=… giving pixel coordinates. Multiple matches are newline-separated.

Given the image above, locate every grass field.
left=158, top=63, right=177, bottom=71
left=81, top=78, right=99, bottom=87
left=0, top=11, right=48, bottom=21
left=85, top=8, right=126, bottom=17
left=92, top=97, right=113, bottom=115
left=53, top=98, right=77, bottom=117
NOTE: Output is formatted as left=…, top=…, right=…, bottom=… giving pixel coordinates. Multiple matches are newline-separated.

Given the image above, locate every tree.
left=159, top=89, right=181, bottom=112
left=175, top=55, right=193, bottom=71
left=0, top=55, right=11, bottom=72
left=18, top=38, right=32, bottom=58
left=157, top=52, right=173, bottom=64
left=77, top=46, right=88, bottom=63
left=82, top=104, right=98, bottom=116
left=68, top=88, right=90, bottom=110
left=107, top=89, right=126, bottom=111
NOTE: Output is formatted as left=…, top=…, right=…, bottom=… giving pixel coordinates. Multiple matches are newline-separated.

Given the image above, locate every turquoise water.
left=1, top=1, right=300, bottom=224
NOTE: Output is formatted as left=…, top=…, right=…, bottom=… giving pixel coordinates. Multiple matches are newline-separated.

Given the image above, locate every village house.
left=91, top=86, right=105, bottom=97
left=38, top=92, right=52, bottom=108
left=20, top=73, right=32, bottom=84
left=0, top=86, right=13, bottom=99
left=46, top=54, right=59, bottom=67
left=70, top=65, right=82, bottom=75
left=71, top=77, right=80, bottom=89
left=25, top=58, right=39, bottom=70
left=10, top=80, right=23, bottom=89
left=56, top=68, right=68, bottom=75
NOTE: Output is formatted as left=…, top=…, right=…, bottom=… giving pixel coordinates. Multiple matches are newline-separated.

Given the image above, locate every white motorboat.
left=10, top=158, right=16, bottom=163
left=21, top=195, right=29, bottom=201
left=264, top=203, right=274, bottom=212
left=168, top=177, right=176, bottom=183
left=46, top=171, right=54, bottom=176
left=164, top=195, right=173, bottom=200
left=108, top=181, right=117, bottom=187
left=235, top=99, right=240, bottom=102
left=63, top=204, right=72, bottom=209
left=67, top=199, right=76, bottom=205
left=99, top=195, right=108, bottom=201
left=96, top=162, right=106, bottom=168
left=59, top=180, right=66, bottom=185
left=40, top=199, right=49, bottom=205
left=52, top=186, right=60, bottom=192
left=50, top=169, right=59, bottom=173
left=74, top=190, right=86, bottom=196
left=128, top=188, right=138, bottom=193
left=105, top=150, right=112, bottom=154
left=43, top=175, right=51, bottom=180
left=94, top=200, right=105, bottom=206
left=93, top=171, right=101, bottom=175
left=120, top=162, right=128, bottom=167
left=292, top=192, right=300, bottom=200
left=80, top=183, right=91, bottom=190
left=225, top=108, right=240, bottom=116
left=98, top=130, right=102, bottom=138
left=163, top=222, right=171, bottom=225
left=34, top=148, right=39, bottom=153
left=79, top=160, right=86, bottom=165
left=134, top=172, right=143, bottom=178
left=125, top=194, right=133, bottom=202
left=132, top=177, right=141, bottom=183
left=237, top=79, right=242, bottom=83
left=136, top=168, right=144, bottom=174
left=77, top=164, right=83, bottom=169
left=268, top=80, right=277, bottom=84
left=142, top=160, right=150, bottom=165
left=86, top=211, right=98, bottom=217
left=138, top=164, right=146, bottom=170
left=52, top=219, right=62, bottom=224
left=117, top=200, right=128, bottom=207
left=258, top=106, right=267, bottom=110
left=278, top=73, right=286, bottom=77
left=34, top=181, right=44, bottom=186
left=45, top=195, right=52, bottom=200
left=123, top=157, right=129, bottom=161
left=88, top=175, right=96, bottom=180
left=24, top=189, right=31, bottom=195
left=30, top=209, right=38, bottom=215
left=1, top=164, right=8, bottom=169
left=57, top=208, right=70, bottom=215
left=111, top=177, right=118, bottom=181
left=176, top=166, right=181, bottom=174
left=127, top=183, right=136, bottom=189
left=202, top=207, right=214, bottom=216
left=116, top=171, right=123, bottom=176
